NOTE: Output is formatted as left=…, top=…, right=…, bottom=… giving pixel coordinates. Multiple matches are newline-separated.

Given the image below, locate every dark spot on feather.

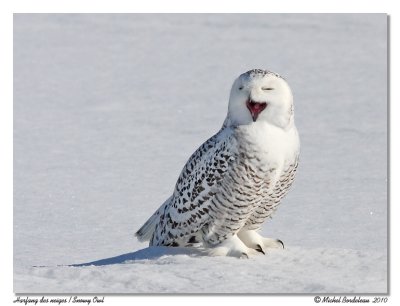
left=188, top=236, right=198, bottom=243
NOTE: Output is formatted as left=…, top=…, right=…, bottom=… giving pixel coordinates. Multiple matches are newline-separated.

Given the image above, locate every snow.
left=13, top=14, right=387, bottom=293
left=18, top=248, right=386, bottom=294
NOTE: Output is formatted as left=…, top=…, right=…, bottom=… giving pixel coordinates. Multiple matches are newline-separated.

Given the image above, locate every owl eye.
left=238, top=86, right=244, bottom=90
left=262, top=87, right=274, bottom=91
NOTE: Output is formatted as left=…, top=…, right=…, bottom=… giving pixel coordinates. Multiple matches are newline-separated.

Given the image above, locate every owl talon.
left=263, top=237, right=285, bottom=249
left=255, top=244, right=265, bottom=255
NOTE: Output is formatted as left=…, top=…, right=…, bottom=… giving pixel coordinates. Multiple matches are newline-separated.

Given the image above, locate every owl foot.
left=207, top=235, right=260, bottom=258
left=237, top=230, right=284, bottom=254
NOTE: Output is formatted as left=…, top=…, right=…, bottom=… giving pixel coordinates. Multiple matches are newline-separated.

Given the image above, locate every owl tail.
left=135, top=195, right=172, bottom=242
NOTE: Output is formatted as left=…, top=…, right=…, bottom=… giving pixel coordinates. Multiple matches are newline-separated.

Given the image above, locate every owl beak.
left=246, top=99, right=267, bottom=122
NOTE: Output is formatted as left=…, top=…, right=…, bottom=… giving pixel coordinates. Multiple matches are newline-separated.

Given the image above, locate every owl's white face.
left=226, top=70, right=294, bottom=129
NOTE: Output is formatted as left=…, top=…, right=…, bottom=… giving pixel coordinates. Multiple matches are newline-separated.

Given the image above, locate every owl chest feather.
left=233, top=122, right=299, bottom=182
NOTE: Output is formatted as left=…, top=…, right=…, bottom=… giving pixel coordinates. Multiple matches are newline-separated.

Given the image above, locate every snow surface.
left=14, top=14, right=387, bottom=293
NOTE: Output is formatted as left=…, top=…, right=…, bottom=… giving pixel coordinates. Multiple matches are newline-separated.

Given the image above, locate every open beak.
left=246, top=99, right=267, bottom=122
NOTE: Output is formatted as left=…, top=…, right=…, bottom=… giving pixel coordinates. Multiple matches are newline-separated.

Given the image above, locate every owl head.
left=225, top=69, right=294, bottom=129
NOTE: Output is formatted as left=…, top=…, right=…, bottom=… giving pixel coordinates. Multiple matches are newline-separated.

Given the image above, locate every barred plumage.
left=136, top=69, right=300, bottom=257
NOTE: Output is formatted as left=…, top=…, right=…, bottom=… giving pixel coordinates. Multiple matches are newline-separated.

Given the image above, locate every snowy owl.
left=135, top=69, right=300, bottom=258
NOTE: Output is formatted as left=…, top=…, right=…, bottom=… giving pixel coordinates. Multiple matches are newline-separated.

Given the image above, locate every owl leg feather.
left=206, top=234, right=260, bottom=258
left=237, top=230, right=284, bottom=254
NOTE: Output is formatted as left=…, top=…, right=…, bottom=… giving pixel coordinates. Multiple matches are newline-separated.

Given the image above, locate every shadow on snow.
left=70, top=246, right=206, bottom=267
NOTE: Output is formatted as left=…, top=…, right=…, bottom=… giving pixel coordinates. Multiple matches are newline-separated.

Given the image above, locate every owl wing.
left=136, top=127, right=236, bottom=246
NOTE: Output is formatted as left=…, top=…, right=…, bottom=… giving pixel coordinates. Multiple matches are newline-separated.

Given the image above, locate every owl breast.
left=203, top=122, right=299, bottom=245
left=231, top=122, right=300, bottom=231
